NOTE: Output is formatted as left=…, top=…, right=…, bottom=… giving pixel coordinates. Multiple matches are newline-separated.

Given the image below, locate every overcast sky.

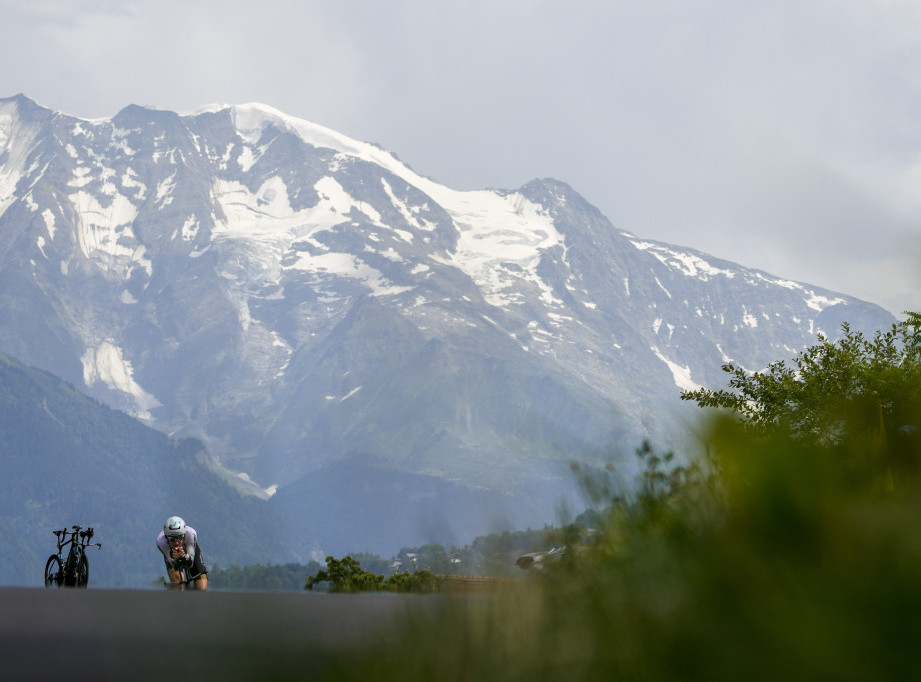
left=1, top=0, right=919, bottom=315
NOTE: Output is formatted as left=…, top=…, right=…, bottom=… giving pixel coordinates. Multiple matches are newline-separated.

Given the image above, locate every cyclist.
left=156, top=516, right=209, bottom=590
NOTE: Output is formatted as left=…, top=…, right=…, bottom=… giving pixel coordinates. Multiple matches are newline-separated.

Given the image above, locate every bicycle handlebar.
left=50, top=526, right=100, bottom=550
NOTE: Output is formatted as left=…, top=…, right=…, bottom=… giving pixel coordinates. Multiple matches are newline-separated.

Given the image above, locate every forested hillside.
left=0, top=352, right=281, bottom=586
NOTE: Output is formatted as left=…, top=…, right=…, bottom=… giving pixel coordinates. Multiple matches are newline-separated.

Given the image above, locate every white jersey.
left=156, top=526, right=199, bottom=570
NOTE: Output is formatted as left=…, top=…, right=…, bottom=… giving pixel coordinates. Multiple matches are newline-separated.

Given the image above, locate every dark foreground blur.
left=0, top=587, right=423, bottom=681
left=339, top=413, right=921, bottom=682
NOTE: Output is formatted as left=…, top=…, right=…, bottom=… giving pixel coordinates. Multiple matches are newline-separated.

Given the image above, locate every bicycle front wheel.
left=44, top=555, right=63, bottom=588
left=75, top=554, right=89, bottom=588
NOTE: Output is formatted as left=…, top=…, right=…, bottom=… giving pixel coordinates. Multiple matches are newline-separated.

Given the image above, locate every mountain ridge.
left=0, top=94, right=895, bottom=558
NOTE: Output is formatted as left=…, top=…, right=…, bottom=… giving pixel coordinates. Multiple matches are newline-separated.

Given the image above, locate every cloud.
left=0, top=0, right=919, bottom=314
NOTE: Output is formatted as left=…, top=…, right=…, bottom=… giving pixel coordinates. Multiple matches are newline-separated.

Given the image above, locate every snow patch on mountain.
left=69, top=189, right=150, bottom=279
left=210, top=173, right=415, bottom=297
left=212, top=102, right=580, bottom=309
left=0, top=104, right=37, bottom=220
left=231, top=103, right=365, bottom=155
left=81, top=341, right=161, bottom=419
left=382, top=178, right=436, bottom=232
left=0, top=113, right=10, bottom=149
left=653, top=348, right=702, bottom=392
left=120, top=168, right=146, bottom=200
left=290, top=252, right=412, bottom=297
left=111, top=128, right=138, bottom=157
left=41, top=209, right=56, bottom=239
left=177, top=215, right=199, bottom=241
left=212, top=176, right=358, bottom=243
left=631, top=238, right=736, bottom=279
left=431, top=190, right=565, bottom=307
left=630, top=235, right=851, bottom=314
left=806, top=293, right=846, bottom=311
left=753, top=274, right=847, bottom=311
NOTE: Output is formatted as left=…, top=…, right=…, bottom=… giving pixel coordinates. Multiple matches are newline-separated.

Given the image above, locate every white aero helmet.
left=164, top=516, right=186, bottom=538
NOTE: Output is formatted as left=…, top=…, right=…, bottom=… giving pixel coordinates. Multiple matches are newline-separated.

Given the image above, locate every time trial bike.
left=164, top=561, right=205, bottom=591
left=44, top=525, right=102, bottom=588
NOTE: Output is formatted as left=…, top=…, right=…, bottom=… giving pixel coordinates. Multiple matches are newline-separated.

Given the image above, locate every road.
left=0, top=586, right=430, bottom=681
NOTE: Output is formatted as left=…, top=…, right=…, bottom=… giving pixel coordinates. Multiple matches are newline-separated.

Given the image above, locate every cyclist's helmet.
left=164, top=516, right=186, bottom=538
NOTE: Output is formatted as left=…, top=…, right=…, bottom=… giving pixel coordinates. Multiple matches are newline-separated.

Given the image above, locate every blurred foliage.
left=321, top=314, right=921, bottom=681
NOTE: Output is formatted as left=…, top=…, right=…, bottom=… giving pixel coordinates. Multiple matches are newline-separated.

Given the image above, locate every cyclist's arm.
left=156, top=532, right=181, bottom=570
left=182, top=527, right=198, bottom=562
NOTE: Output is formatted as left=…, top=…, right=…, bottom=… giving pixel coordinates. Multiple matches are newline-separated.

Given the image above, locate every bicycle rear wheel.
left=44, top=555, right=63, bottom=588
left=75, top=554, right=89, bottom=588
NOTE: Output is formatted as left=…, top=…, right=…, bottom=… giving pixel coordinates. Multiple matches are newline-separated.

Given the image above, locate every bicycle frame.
left=45, top=525, right=101, bottom=588
left=165, top=564, right=204, bottom=590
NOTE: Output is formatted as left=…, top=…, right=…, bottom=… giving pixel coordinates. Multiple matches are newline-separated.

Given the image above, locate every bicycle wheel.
left=63, top=551, right=78, bottom=587
left=75, top=554, right=89, bottom=587
left=77, top=554, right=90, bottom=587
left=44, top=555, right=63, bottom=588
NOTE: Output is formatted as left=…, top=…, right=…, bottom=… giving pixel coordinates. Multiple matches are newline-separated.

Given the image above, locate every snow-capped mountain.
left=0, top=94, right=893, bottom=555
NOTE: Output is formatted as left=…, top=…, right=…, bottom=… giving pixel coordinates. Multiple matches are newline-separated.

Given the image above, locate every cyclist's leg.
left=190, top=542, right=208, bottom=590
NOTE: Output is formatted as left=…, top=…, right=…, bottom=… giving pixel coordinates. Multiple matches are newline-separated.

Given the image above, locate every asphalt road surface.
left=0, top=586, right=432, bottom=681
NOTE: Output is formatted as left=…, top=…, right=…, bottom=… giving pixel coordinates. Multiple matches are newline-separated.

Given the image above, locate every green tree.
left=681, top=313, right=921, bottom=448
left=306, top=555, right=385, bottom=592
left=305, top=555, right=437, bottom=593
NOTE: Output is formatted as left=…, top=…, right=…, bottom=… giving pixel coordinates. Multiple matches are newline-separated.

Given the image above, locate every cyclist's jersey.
left=156, top=526, right=200, bottom=570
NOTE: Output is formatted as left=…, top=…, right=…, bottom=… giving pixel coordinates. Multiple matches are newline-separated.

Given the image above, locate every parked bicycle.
left=44, top=525, right=102, bottom=588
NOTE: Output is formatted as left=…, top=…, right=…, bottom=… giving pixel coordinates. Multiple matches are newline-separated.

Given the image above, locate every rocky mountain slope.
left=0, top=94, right=894, bottom=556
